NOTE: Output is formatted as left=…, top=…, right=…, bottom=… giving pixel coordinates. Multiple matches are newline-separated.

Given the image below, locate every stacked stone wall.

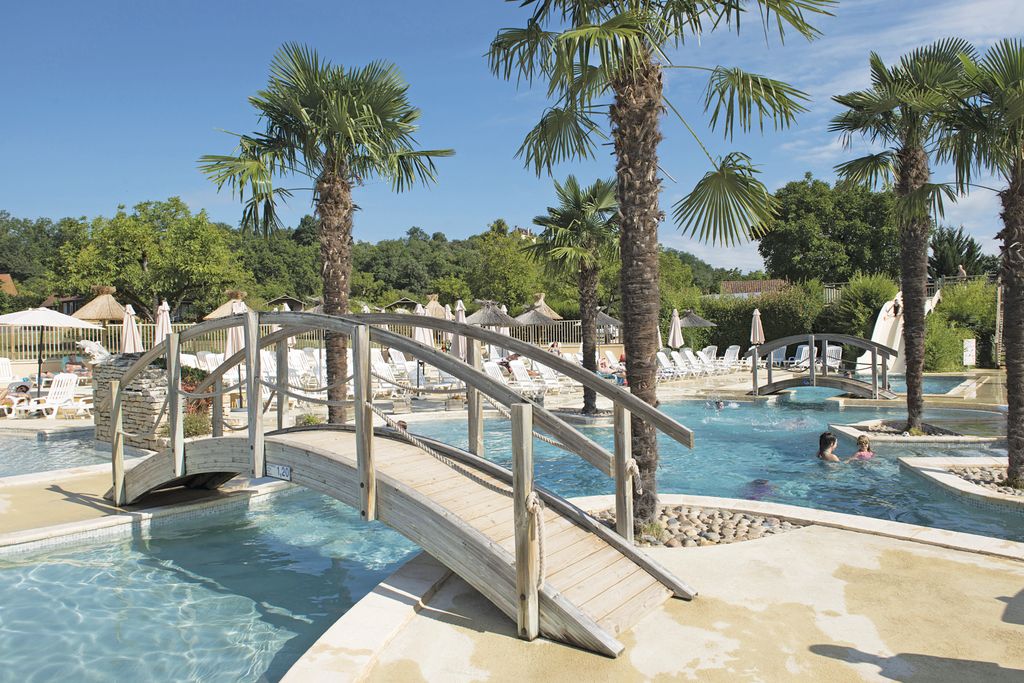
left=93, top=354, right=169, bottom=451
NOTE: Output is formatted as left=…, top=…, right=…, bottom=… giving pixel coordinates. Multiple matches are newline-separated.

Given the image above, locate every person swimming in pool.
left=816, top=431, right=841, bottom=463
left=740, top=478, right=774, bottom=501
left=849, top=435, right=875, bottom=461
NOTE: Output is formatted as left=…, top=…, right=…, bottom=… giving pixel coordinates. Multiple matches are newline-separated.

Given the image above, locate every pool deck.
left=354, top=521, right=1024, bottom=682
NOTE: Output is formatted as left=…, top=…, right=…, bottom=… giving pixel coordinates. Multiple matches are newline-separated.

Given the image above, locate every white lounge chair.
left=718, top=345, right=741, bottom=372
left=670, top=350, right=699, bottom=378
left=822, top=345, right=843, bottom=372
left=788, top=345, right=810, bottom=370
left=15, top=373, right=79, bottom=418
left=507, top=359, right=545, bottom=398
left=656, top=352, right=682, bottom=381
left=0, top=357, right=14, bottom=384
left=684, top=348, right=716, bottom=376
left=769, top=347, right=786, bottom=367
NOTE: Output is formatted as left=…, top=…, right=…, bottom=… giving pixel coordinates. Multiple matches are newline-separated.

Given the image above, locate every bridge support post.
left=821, top=339, right=829, bottom=378
left=110, top=379, right=126, bottom=507
left=167, top=333, right=185, bottom=477
left=212, top=376, right=224, bottom=438
left=353, top=324, right=377, bottom=521
left=881, top=353, right=889, bottom=391
left=244, top=311, right=265, bottom=477
left=751, top=345, right=759, bottom=396
left=512, top=403, right=539, bottom=641
left=871, top=349, right=879, bottom=399
left=613, top=405, right=634, bottom=543
left=467, top=340, right=484, bottom=456
left=276, top=340, right=288, bottom=431
left=808, top=334, right=816, bottom=386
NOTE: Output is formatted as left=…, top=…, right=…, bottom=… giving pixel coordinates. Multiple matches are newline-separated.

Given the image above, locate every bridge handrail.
left=349, top=312, right=695, bottom=449
left=744, top=333, right=897, bottom=359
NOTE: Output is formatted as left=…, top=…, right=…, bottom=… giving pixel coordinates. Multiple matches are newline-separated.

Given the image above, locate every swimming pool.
left=884, top=374, right=967, bottom=395
left=0, top=490, right=417, bottom=681
left=0, top=433, right=135, bottom=478
left=413, top=396, right=1019, bottom=541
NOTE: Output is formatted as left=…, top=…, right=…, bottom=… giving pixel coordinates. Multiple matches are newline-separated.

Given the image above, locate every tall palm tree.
left=200, top=44, right=453, bottom=421
left=830, top=38, right=973, bottom=432
left=489, top=0, right=830, bottom=522
left=527, top=176, right=618, bottom=414
left=936, top=38, right=1024, bottom=487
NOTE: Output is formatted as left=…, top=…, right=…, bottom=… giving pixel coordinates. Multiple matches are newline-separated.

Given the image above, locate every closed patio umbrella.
left=153, top=300, right=172, bottom=347
left=0, top=307, right=101, bottom=397
left=750, top=308, right=765, bottom=345
left=451, top=301, right=467, bottom=361
left=120, top=304, right=144, bottom=353
left=667, top=309, right=685, bottom=349
left=412, top=304, right=434, bottom=347
left=223, top=301, right=247, bottom=407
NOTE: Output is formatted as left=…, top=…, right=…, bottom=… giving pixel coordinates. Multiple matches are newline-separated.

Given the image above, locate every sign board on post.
left=963, top=338, right=976, bottom=367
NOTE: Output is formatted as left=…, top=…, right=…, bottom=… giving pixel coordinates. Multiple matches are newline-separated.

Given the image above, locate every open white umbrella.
left=0, top=307, right=101, bottom=396
left=153, top=300, right=172, bottom=347
left=667, top=309, right=684, bottom=349
left=451, top=301, right=467, bottom=361
left=120, top=305, right=144, bottom=353
left=750, top=308, right=765, bottom=345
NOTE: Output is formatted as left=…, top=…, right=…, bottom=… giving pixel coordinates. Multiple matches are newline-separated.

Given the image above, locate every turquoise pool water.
left=0, top=491, right=417, bottom=681
left=414, top=394, right=1019, bottom=541
left=885, top=374, right=966, bottom=394
left=0, top=433, right=136, bottom=478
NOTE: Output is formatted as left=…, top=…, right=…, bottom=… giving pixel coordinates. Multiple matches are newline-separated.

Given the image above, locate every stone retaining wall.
left=93, top=354, right=169, bottom=451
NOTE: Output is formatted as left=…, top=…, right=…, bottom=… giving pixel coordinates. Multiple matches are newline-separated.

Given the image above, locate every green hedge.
left=924, top=312, right=974, bottom=372
left=695, top=285, right=824, bottom=351
left=815, top=274, right=898, bottom=361
left=935, top=280, right=997, bottom=367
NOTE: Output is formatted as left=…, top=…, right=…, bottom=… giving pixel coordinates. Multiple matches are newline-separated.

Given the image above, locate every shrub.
left=183, top=413, right=212, bottom=437
left=296, top=413, right=324, bottom=426
left=815, top=274, right=897, bottom=360
left=697, top=284, right=824, bottom=351
left=937, top=280, right=997, bottom=366
left=924, top=312, right=974, bottom=372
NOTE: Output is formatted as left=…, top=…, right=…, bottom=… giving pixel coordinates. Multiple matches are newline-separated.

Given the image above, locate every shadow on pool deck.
left=810, top=644, right=1024, bottom=682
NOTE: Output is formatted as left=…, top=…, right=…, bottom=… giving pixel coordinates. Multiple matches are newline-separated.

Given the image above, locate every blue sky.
left=3, top=0, right=1022, bottom=271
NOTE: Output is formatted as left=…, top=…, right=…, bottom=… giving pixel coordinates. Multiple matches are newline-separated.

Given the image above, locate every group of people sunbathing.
left=816, top=432, right=875, bottom=463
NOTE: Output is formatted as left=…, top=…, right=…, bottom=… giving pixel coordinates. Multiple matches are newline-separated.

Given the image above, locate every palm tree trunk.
left=1000, top=170, right=1024, bottom=488
left=895, top=145, right=931, bottom=431
left=579, top=262, right=599, bottom=414
left=316, top=169, right=354, bottom=423
left=610, top=53, right=663, bottom=524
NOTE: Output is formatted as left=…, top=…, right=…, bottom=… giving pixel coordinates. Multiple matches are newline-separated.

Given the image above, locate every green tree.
left=928, top=225, right=997, bottom=279
left=527, top=176, right=618, bottom=414
left=430, top=274, right=472, bottom=305
left=466, top=230, right=540, bottom=308
left=489, top=0, right=829, bottom=523
left=831, top=38, right=974, bottom=432
left=937, top=38, right=1024, bottom=486
left=758, top=174, right=899, bottom=282
left=60, top=198, right=246, bottom=319
left=200, top=43, right=453, bottom=421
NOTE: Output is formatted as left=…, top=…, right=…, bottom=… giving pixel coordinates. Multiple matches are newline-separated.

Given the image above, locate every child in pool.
left=850, top=435, right=875, bottom=460
left=816, top=432, right=840, bottom=463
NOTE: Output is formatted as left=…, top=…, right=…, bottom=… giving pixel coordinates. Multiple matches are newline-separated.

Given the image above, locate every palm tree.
left=488, top=0, right=829, bottom=523
left=527, top=176, right=618, bottom=415
left=200, top=44, right=453, bottom=421
left=936, top=38, right=1024, bottom=487
left=830, top=39, right=973, bottom=432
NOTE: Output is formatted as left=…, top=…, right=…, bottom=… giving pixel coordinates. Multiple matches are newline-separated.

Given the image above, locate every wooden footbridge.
left=101, top=311, right=698, bottom=657
left=746, top=333, right=899, bottom=399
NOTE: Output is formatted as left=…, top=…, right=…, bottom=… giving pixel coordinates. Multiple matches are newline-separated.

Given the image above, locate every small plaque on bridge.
left=266, top=464, right=292, bottom=481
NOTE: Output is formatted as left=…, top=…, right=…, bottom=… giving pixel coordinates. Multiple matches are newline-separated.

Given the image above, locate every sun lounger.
left=0, top=357, right=14, bottom=384
left=656, top=352, right=682, bottom=381
left=507, top=359, right=546, bottom=398
left=14, top=373, right=79, bottom=418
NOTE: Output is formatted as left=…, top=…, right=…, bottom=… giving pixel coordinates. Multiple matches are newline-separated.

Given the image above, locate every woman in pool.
left=816, top=432, right=841, bottom=463
left=849, top=435, right=875, bottom=460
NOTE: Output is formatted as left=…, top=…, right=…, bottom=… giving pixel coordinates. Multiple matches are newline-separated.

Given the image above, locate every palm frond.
left=896, top=182, right=957, bottom=222
left=487, top=20, right=558, bottom=85
left=671, top=152, right=777, bottom=246
left=752, top=0, right=837, bottom=43
left=833, top=151, right=896, bottom=189
left=704, top=66, right=808, bottom=138
left=516, top=105, right=605, bottom=175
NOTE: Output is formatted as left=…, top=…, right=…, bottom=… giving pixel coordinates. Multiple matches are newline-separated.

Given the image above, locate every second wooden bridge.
left=101, top=311, right=698, bottom=657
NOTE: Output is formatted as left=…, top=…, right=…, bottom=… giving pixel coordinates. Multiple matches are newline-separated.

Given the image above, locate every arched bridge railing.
left=106, top=311, right=697, bottom=542
left=745, top=333, right=898, bottom=399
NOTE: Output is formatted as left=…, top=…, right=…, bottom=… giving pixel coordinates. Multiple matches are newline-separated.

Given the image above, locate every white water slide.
left=856, top=290, right=942, bottom=375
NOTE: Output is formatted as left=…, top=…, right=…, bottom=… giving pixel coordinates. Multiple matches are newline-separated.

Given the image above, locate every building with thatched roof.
left=266, top=295, right=306, bottom=311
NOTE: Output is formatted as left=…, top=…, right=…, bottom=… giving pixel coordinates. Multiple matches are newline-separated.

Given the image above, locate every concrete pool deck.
left=354, top=523, right=1024, bottom=682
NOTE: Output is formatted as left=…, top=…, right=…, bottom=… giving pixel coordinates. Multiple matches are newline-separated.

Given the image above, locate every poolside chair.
left=0, top=387, right=30, bottom=417
left=719, top=345, right=741, bottom=372
left=180, top=353, right=200, bottom=369
left=535, top=363, right=567, bottom=393
left=769, top=347, right=786, bottom=368
left=483, top=360, right=510, bottom=387
left=822, top=345, right=843, bottom=372
left=656, top=352, right=683, bottom=381
left=14, top=373, right=79, bottom=418
left=684, top=348, right=716, bottom=376
left=0, top=357, right=14, bottom=384
left=669, top=350, right=699, bottom=378
left=507, top=359, right=546, bottom=399
left=604, top=350, right=622, bottom=371
left=787, top=345, right=810, bottom=370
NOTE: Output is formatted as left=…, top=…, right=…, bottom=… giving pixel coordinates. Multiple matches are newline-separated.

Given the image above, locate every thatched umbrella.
left=205, top=290, right=251, bottom=320
left=526, top=292, right=562, bottom=320
left=679, top=309, right=716, bottom=348
left=425, top=294, right=447, bottom=319
left=596, top=310, right=621, bottom=327
left=72, top=286, right=125, bottom=323
left=514, top=307, right=556, bottom=326
left=465, top=300, right=517, bottom=327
